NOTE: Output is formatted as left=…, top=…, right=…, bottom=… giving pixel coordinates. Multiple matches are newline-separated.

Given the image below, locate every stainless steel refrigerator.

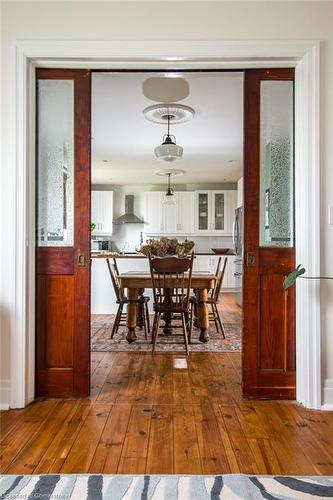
left=233, top=206, right=243, bottom=307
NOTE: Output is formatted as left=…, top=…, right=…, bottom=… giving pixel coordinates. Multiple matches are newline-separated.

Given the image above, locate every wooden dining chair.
left=106, top=258, right=150, bottom=339
left=190, top=257, right=227, bottom=339
left=149, top=253, right=194, bottom=355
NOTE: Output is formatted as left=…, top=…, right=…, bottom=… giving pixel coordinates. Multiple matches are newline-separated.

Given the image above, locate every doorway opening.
left=90, top=71, right=243, bottom=373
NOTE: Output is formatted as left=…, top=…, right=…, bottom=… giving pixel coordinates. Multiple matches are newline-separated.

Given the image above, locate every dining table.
left=118, top=271, right=216, bottom=344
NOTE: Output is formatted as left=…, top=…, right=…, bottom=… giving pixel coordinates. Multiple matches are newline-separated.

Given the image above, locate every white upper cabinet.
left=176, top=192, right=195, bottom=234
left=145, top=190, right=236, bottom=236
left=145, top=192, right=164, bottom=234
left=195, top=190, right=237, bottom=235
left=145, top=191, right=195, bottom=235
left=91, top=191, right=114, bottom=235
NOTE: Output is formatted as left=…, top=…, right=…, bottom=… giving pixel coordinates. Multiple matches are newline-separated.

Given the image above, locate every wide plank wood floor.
left=2, top=350, right=333, bottom=475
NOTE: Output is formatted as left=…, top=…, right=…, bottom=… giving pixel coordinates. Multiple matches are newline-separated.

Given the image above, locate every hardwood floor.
left=2, top=350, right=333, bottom=475
left=1, top=295, right=333, bottom=476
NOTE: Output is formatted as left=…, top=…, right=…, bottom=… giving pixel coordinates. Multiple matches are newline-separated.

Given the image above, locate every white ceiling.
left=91, top=71, right=244, bottom=185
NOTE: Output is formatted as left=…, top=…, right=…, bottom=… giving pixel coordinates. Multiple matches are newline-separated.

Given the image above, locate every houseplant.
left=283, top=264, right=332, bottom=290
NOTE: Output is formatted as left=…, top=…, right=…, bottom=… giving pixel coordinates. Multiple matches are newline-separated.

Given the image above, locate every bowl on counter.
left=211, top=248, right=230, bottom=254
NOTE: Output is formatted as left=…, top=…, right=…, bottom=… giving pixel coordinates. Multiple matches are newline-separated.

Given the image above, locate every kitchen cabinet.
left=177, top=192, right=195, bottom=234
left=145, top=190, right=236, bottom=236
left=193, top=255, right=237, bottom=290
left=195, top=190, right=237, bottom=235
left=91, top=257, right=153, bottom=314
left=145, top=192, right=164, bottom=233
left=145, top=191, right=195, bottom=235
left=91, top=191, right=113, bottom=235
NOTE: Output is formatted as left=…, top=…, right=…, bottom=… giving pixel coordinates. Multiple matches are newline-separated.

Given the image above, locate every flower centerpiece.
left=139, top=237, right=194, bottom=257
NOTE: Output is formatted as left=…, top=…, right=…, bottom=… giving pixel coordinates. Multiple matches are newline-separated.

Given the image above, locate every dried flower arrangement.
left=139, top=237, right=194, bottom=257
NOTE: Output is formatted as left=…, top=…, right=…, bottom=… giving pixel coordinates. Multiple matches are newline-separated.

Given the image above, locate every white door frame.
left=6, top=40, right=320, bottom=409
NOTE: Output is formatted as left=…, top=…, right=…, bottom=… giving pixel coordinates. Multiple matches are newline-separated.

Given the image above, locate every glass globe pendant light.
left=154, top=114, right=183, bottom=162
left=162, top=172, right=177, bottom=206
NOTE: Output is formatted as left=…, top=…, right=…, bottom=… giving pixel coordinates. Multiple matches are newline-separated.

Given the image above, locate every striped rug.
left=1, top=474, right=333, bottom=499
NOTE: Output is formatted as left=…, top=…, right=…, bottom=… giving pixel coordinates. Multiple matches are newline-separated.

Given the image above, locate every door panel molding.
left=4, top=40, right=320, bottom=408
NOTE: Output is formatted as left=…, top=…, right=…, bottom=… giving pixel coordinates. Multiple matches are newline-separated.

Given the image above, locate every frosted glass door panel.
left=37, top=80, right=74, bottom=246
left=198, top=193, right=209, bottom=230
left=259, top=81, right=294, bottom=247
left=214, top=193, right=225, bottom=230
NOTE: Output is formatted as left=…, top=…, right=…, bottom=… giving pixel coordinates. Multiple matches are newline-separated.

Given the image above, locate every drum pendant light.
left=154, top=114, right=183, bottom=162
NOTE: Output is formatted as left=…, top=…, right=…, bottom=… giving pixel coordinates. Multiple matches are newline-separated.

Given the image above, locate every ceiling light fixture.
left=162, top=172, right=177, bottom=206
left=154, top=113, right=183, bottom=162
left=143, top=103, right=195, bottom=124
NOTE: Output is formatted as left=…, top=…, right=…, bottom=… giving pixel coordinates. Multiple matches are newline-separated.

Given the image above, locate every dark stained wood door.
left=36, top=69, right=91, bottom=397
left=243, top=69, right=296, bottom=399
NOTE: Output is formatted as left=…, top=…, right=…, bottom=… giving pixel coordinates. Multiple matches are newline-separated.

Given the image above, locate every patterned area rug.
left=1, top=474, right=332, bottom=499
left=91, top=315, right=241, bottom=352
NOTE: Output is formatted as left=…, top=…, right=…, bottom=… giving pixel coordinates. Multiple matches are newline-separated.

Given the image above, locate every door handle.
left=78, top=252, right=86, bottom=267
left=246, top=252, right=256, bottom=267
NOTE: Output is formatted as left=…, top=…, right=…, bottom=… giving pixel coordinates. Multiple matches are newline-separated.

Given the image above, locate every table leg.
left=126, top=288, right=138, bottom=343
left=197, top=289, right=210, bottom=343
left=136, top=288, right=144, bottom=328
left=163, top=288, right=173, bottom=334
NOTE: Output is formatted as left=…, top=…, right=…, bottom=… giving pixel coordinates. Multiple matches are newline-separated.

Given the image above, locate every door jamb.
left=4, top=40, right=320, bottom=409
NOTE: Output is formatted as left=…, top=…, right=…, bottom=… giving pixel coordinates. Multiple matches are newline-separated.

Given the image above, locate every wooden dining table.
left=118, top=271, right=216, bottom=344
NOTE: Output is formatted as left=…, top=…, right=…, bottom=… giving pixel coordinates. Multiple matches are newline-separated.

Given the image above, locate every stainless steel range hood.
left=113, top=195, right=145, bottom=224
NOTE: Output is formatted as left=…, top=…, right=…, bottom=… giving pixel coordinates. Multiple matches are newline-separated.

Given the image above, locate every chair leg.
left=111, top=304, right=122, bottom=339
left=181, top=313, right=189, bottom=355
left=145, top=302, right=150, bottom=333
left=143, top=304, right=148, bottom=340
left=151, top=313, right=157, bottom=343
left=152, top=313, right=161, bottom=354
left=188, top=304, right=193, bottom=343
left=215, top=303, right=225, bottom=339
left=211, top=303, right=220, bottom=333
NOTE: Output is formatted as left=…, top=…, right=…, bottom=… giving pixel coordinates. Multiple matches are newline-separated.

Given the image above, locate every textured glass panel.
left=260, top=81, right=294, bottom=247
left=214, top=193, right=225, bottom=230
left=198, top=193, right=208, bottom=230
left=37, top=80, right=74, bottom=246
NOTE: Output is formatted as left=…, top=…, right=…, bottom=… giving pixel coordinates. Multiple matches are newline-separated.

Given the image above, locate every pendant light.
left=162, top=172, right=177, bottom=206
left=154, top=114, right=183, bottom=162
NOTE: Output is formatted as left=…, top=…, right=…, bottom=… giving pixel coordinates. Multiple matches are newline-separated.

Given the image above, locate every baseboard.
left=321, top=378, right=333, bottom=410
left=0, top=378, right=10, bottom=410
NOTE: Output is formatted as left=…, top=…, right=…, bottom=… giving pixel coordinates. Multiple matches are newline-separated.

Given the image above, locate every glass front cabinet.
left=195, top=190, right=236, bottom=234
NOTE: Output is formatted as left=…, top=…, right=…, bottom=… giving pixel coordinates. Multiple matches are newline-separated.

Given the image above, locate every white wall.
left=1, top=1, right=333, bottom=408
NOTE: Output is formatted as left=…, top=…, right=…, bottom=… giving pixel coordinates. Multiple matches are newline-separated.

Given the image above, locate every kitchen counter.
left=91, top=251, right=235, bottom=258
left=91, top=252, right=146, bottom=259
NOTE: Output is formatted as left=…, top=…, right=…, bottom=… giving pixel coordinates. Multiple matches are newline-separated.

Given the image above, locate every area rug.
left=1, top=474, right=332, bottom=499
left=91, top=315, right=241, bottom=352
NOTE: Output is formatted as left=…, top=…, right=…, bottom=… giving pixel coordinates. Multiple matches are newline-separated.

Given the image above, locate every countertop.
left=91, top=251, right=236, bottom=259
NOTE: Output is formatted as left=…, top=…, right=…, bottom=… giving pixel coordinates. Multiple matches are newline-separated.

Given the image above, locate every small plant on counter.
left=139, top=237, right=195, bottom=257
left=90, top=222, right=96, bottom=232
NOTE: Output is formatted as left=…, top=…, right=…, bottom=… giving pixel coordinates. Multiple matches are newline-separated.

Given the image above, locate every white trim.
left=321, top=378, right=333, bottom=410
left=4, top=39, right=320, bottom=408
left=294, top=42, right=321, bottom=409
left=0, top=379, right=10, bottom=410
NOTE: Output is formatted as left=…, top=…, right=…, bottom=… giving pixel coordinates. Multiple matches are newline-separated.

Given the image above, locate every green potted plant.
left=283, top=264, right=332, bottom=290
